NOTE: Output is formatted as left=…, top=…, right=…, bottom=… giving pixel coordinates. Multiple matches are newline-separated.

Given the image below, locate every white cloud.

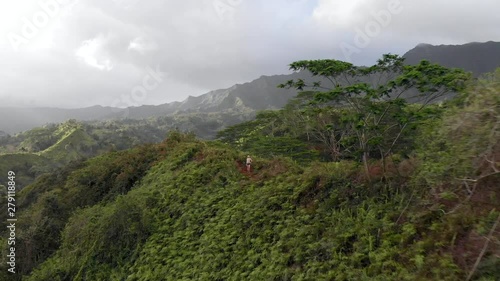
left=312, top=0, right=370, bottom=28
left=312, top=0, right=500, bottom=43
left=127, top=37, right=158, bottom=54
left=112, top=0, right=140, bottom=10
left=0, top=0, right=499, bottom=108
left=75, top=34, right=114, bottom=71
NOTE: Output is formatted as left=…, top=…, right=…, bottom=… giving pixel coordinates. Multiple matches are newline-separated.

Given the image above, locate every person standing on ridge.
left=246, top=155, right=252, bottom=172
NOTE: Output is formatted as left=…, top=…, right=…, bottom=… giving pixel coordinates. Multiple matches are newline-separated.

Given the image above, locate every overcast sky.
left=0, top=0, right=498, bottom=108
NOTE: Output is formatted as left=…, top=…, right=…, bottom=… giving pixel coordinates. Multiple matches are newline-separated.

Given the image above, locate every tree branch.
left=466, top=212, right=500, bottom=281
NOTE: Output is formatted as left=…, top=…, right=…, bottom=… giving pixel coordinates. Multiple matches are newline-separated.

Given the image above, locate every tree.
left=279, top=54, right=471, bottom=179
left=217, top=110, right=319, bottom=162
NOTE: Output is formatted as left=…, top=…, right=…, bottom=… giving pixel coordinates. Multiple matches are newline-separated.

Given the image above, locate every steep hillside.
left=0, top=153, right=54, bottom=189
left=1, top=66, right=498, bottom=280
left=403, top=41, right=500, bottom=76
left=39, top=127, right=97, bottom=162
left=0, top=121, right=106, bottom=189
left=168, top=73, right=306, bottom=113
left=0, top=111, right=252, bottom=188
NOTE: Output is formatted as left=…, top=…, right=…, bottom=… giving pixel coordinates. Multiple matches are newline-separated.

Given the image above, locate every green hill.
left=0, top=61, right=498, bottom=280
left=39, top=127, right=97, bottom=161
left=0, top=111, right=250, bottom=188
left=0, top=153, right=54, bottom=189
left=2, top=134, right=497, bottom=280
left=0, top=121, right=103, bottom=189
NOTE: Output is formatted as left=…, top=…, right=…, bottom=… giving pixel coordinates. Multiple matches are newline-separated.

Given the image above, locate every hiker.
left=246, top=155, right=252, bottom=172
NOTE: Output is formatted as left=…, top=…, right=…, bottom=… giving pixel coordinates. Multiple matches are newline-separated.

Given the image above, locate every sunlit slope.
left=14, top=134, right=497, bottom=280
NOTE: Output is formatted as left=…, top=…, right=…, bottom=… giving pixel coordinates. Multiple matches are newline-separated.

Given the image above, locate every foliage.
left=217, top=110, right=320, bottom=162
left=0, top=124, right=493, bottom=280
left=0, top=110, right=251, bottom=188
left=415, top=69, right=500, bottom=190
left=278, top=54, right=471, bottom=178
left=0, top=138, right=175, bottom=277
left=412, top=69, right=500, bottom=280
left=1, top=65, right=497, bottom=281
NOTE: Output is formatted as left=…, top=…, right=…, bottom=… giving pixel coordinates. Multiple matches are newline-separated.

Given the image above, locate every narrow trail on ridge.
left=235, top=160, right=255, bottom=179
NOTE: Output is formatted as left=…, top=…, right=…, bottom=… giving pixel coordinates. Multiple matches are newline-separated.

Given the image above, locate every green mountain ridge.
left=403, top=41, right=500, bottom=76
left=2, top=126, right=498, bottom=280
left=0, top=65, right=498, bottom=279
left=0, top=111, right=252, bottom=188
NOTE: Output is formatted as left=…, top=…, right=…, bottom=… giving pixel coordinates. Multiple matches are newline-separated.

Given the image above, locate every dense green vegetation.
left=218, top=55, right=469, bottom=166
left=0, top=58, right=498, bottom=280
left=0, top=111, right=251, bottom=188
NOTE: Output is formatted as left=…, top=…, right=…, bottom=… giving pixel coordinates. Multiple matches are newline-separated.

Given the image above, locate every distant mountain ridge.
left=120, top=72, right=305, bottom=119
left=403, top=41, right=500, bottom=76
left=0, top=106, right=124, bottom=135
left=1, top=41, right=499, bottom=134
left=0, top=73, right=304, bottom=134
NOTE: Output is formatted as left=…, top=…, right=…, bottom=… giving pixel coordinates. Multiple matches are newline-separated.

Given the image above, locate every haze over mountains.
left=1, top=41, right=499, bottom=135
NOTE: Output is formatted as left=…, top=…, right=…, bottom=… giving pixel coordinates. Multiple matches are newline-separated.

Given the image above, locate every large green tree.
left=279, top=54, right=471, bottom=178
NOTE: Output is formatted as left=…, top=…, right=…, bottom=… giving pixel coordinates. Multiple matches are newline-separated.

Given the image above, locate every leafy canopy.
left=278, top=54, right=471, bottom=176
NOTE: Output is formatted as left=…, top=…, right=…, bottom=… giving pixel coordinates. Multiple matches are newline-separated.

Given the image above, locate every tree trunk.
left=363, top=151, right=371, bottom=182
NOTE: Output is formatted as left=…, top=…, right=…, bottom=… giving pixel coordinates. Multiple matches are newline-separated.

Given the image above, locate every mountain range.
left=1, top=41, right=499, bottom=135
left=403, top=41, right=500, bottom=76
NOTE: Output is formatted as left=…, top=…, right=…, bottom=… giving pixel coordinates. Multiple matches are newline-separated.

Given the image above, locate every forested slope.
left=0, top=61, right=498, bottom=281
left=0, top=111, right=251, bottom=188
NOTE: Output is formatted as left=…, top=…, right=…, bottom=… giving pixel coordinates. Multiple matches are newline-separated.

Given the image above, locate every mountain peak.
left=415, top=43, right=433, bottom=48
left=403, top=41, right=500, bottom=76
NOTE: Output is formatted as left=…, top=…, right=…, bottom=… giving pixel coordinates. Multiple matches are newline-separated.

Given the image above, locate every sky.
left=0, top=0, right=499, bottom=108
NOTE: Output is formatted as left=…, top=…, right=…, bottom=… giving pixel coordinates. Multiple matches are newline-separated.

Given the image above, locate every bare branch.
left=466, top=212, right=500, bottom=281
